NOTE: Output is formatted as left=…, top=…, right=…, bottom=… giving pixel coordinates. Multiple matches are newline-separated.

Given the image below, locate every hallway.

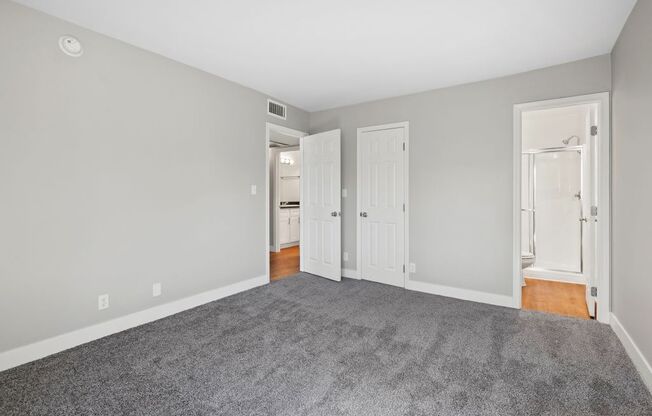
left=270, top=246, right=300, bottom=281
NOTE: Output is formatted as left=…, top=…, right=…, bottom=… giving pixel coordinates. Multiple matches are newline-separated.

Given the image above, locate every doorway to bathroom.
left=513, top=93, right=610, bottom=323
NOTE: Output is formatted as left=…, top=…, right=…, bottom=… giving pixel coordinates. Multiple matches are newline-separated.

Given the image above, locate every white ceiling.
left=14, top=0, right=636, bottom=112
left=269, top=131, right=300, bottom=147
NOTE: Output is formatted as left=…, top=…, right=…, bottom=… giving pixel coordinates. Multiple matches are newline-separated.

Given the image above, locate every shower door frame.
left=512, top=92, right=611, bottom=324
left=522, top=145, right=585, bottom=275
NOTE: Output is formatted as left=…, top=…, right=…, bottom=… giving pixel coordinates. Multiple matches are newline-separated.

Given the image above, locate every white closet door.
left=300, top=130, right=341, bottom=281
left=359, top=126, right=406, bottom=287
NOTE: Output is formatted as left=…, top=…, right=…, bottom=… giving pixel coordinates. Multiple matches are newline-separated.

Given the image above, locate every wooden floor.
left=270, top=246, right=300, bottom=281
left=522, top=277, right=590, bottom=320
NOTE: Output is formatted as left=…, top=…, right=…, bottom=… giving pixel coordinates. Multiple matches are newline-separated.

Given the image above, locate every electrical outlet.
left=342, top=189, right=348, bottom=198
left=250, top=184, right=257, bottom=195
left=152, top=282, right=162, bottom=297
left=98, top=294, right=109, bottom=310
left=343, top=251, right=349, bottom=262
left=409, top=263, right=416, bottom=273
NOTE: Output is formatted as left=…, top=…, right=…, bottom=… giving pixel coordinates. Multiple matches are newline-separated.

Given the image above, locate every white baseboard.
left=610, top=313, right=652, bottom=393
left=523, top=268, right=586, bottom=285
left=406, top=279, right=514, bottom=308
left=0, top=275, right=268, bottom=373
left=280, top=242, right=299, bottom=249
left=342, top=268, right=360, bottom=279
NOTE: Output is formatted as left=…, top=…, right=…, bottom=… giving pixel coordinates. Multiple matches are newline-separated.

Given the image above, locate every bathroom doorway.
left=513, top=93, right=610, bottom=322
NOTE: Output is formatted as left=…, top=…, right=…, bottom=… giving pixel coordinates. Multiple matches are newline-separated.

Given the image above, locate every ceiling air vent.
left=267, top=99, right=287, bottom=120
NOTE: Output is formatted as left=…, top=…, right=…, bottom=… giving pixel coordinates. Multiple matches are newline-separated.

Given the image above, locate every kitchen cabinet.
left=279, top=208, right=300, bottom=245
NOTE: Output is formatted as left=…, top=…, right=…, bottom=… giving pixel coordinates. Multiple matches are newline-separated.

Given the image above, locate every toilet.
left=521, top=252, right=535, bottom=286
left=521, top=252, right=535, bottom=269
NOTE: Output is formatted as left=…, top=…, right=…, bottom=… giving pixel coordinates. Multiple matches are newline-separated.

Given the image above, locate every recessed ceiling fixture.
left=58, top=35, right=83, bottom=57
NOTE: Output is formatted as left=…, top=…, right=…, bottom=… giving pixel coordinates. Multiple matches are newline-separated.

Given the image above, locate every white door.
left=359, top=125, right=406, bottom=287
left=300, top=129, right=341, bottom=281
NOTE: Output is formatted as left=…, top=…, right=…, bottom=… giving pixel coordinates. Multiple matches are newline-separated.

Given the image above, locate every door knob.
left=331, top=211, right=338, bottom=217
left=579, top=217, right=588, bottom=223
left=360, top=212, right=368, bottom=218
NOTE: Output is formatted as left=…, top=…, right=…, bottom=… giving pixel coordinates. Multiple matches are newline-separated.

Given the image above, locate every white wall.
left=522, top=106, right=590, bottom=149
left=0, top=0, right=309, bottom=353
left=309, top=55, right=611, bottom=298
left=611, top=0, right=652, bottom=379
left=279, top=150, right=301, bottom=202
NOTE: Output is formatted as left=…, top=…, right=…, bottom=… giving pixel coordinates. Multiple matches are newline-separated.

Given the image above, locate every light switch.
left=342, top=189, right=348, bottom=198
left=152, top=283, right=162, bottom=297
left=251, top=185, right=257, bottom=195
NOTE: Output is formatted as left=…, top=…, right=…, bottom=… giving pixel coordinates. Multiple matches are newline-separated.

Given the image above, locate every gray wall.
left=611, top=0, right=652, bottom=369
left=310, top=55, right=611, bottom=297
left=0, top=0, right=308, bottom=352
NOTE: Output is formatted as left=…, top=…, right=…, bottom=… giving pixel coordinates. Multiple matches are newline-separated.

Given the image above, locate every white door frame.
left=512, top=92, right=610, bottom=323
left=265, top=122, right=306, bottom=283
left=356, top=121, right=410, bottom=287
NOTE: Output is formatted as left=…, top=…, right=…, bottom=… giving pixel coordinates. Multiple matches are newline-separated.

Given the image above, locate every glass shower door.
left=533, top=150, right=582, bottom=273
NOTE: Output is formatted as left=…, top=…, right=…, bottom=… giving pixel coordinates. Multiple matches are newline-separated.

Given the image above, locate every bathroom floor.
left=522, top=277, right=590, bottom=319
left=270, top=246, right=300, bottom=281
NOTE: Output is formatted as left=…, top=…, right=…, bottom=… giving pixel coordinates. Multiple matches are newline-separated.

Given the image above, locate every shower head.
left=562, top=135, right=580, bottom=145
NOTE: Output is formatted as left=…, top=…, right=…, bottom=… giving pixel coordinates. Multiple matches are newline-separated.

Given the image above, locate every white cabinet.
left=279, top=208, right=300, bottom=245
left=279, top=209, right=290, bottom=244
left=289, top=209, right=300, bottom=242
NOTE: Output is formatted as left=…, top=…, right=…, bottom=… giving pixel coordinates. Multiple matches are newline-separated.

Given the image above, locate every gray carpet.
left=1, top=274, right=651, bottom=415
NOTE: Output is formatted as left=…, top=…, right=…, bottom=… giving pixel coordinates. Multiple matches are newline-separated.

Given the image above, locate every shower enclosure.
left=522, top=145, right=584, bottom=275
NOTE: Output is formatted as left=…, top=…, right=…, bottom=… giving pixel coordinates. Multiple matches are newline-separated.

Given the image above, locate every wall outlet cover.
left=250, top=184, right=257, bottom=195
left=343, top=252, right=349, bottom=261
left=342, top=189, right=348, bottom=198
left=152, top=283, right=162, bottom=297
left=409, top=263, right=416, bottom=273
left=98, top=294, right=109, bottom=310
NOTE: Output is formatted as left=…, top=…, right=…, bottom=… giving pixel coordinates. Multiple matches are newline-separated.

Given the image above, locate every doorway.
left=267, top=123, right=305, bottom=281
left=357, top=122, right=409, bottom=287
left=513, top=93, right=610, bottom=322
left=266, top=124, right=342, bottom=283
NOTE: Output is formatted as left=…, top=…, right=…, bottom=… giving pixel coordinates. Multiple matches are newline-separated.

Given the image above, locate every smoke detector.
left=59, top=35, right=83, bottom=57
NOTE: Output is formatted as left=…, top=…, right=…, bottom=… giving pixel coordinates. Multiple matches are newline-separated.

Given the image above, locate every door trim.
left=356, top=121, right=410, bottom=287
left=512, top=92, right=610, bottom=323
left=265, top=123, right=306, bottom=283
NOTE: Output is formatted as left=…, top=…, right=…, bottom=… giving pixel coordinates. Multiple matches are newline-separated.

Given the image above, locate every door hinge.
left=402, top=264, right=405, bottom=273
left=402, top=203, right=405, bottom=212
left=591, top=125, right=598, bottom=136
left=402, top=142, right=406, bottom=151
left=591, top=286, right=598, bottom=297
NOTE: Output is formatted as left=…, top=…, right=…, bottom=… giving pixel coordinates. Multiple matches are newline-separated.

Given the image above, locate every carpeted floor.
left=1, top=273, right=651, bottom=415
